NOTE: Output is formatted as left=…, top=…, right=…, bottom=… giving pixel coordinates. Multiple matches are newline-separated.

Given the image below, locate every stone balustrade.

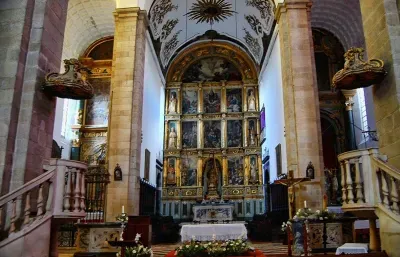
left=338, top=148, right=400, bottom=220
left=0, top=159, right=87, bottom=241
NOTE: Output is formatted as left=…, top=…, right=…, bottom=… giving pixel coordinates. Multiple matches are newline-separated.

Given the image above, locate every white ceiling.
left=149, top=0, right=276, bottom=68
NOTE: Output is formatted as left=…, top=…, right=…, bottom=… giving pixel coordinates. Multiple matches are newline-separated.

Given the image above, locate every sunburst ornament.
left=186, top=0, right=236, bottom=25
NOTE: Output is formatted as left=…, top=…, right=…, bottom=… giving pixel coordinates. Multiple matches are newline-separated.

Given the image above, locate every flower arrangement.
left=116, top=212, right=128, bottom=223
left=175, top=237, right=251, bottom=257
left=293, top=208, right=315, bottom=221
left=315, top=209, right=336, bottom=220
left=281, top=221, right=292, bottom=232
left=119, top=234, right=153, bottom=257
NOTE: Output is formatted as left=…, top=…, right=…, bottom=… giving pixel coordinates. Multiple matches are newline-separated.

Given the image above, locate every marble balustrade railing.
left=0, top=159, right=87, bottom=240
left=338, top=148, right=400, bottom=220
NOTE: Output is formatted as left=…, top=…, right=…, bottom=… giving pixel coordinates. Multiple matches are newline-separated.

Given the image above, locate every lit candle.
left=122, top=205, right=125, bottom=213
left=304, top=201, right=307, bottom=208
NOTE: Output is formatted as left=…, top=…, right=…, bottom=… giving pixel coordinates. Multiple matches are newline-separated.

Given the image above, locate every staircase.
left=338, top=148, right=400, bottom=257
left=0, top=159, right=87, bottom=257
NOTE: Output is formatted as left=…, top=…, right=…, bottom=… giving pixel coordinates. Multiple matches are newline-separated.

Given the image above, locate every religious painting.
left=182, top=57, right=242, bottom=83
left=247, top=88, right=257, bottom=111
left=168, top=122, right=178, bottom=149
left=228, top=156, right=244, bottom=185
left=227, top=120, right=242, bottom=147
left=260, top=105, right=266, bottom=144
left=306, top=161, right=315, bottom=179
left=182, top=121, right=197, bottom=148
left=166, top=158, right=176, bottom=185
left=168, top=90, right=178, bottom=114
left=181, top=156, right=197, bottom=186
left=85, top=78, right=110, bottom=126
left=182, top=89, right=198, bottom=114
left=144, top=149, right=150, bottom=181
left=203, top=121, right=221, bottom=148
left=248, top=119, right=258, bottom=146
left=226, top=88, right=242, bottom=113
left=81, top=139, right=107, bottom=166
left=249, top=155, right=258, bottom=184
left=275, top=144, right=282, bottom=177
left=203, top=88, right=221, bottom=113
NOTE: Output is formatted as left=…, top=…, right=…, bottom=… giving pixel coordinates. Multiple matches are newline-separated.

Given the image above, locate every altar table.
left=192, top=204, right=234, bottom=222
left=336, top=243, right=369, bottom=255
left=180, top=224, right=247, bottom=242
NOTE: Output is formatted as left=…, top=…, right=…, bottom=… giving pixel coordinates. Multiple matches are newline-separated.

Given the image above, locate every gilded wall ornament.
left=186, top=0, right=236, bottom=25
left=43, top=59, right=94, bottom=100
left=332, top=47, right=386, bottom=90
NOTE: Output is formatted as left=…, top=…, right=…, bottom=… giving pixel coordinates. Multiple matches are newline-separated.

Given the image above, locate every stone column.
left=0, top=0, right=68, bottom=194
left=276, top=0, right=324, bottom=209
left=342, top=90, right=357, bottom=150
left=359, top=0, right=400, bottom=168
left=106, top=7, right=147, bottom=221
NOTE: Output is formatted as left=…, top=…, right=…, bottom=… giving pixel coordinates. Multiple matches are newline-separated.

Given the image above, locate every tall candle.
left=304, top=201, right=307, bottom=208
left=122, top=205, right=125, bottom=213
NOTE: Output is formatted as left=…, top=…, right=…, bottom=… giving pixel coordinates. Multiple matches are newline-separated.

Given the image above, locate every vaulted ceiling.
left=148, top=0, right=276, bottom=70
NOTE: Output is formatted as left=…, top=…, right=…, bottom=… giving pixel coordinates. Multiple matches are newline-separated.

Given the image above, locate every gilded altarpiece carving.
left=162, top=42, right=264, bottom=219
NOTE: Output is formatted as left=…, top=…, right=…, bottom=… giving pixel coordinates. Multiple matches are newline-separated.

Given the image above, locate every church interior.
left=0, top=0, right=399, bottom=256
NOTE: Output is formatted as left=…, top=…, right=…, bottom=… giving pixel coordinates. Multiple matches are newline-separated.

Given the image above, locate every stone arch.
left=166, top=41, right=258, bottom=83
left=62, top=0, right=116, bottom=60
left=311, top=0, right=365, bottom=50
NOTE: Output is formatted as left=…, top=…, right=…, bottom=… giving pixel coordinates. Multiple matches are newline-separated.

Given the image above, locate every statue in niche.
left=168, top=91, right=177, bottom=114
left=168, top=126, right=177, bottom=148
left=203, top=158, right=221, bottom=198
left=248, top=89, right=256, bottom=111
left=249, top=157, right=258, bottom=183
left=249, top=120, right=257, bottom=146
left=167, top=160, right=176, bottom=185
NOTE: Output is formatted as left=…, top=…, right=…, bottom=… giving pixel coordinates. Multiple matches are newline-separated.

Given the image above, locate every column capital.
left=275, top=0, right=312, bottom=22
left=341, top=89, right=357, bottom=111
left=114, top=7, right=148, bottom=26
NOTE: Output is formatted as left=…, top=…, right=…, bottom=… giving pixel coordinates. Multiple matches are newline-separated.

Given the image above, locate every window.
left=357, top=88, right=369, bottom=133
left=61, top=99, right=70, bottom=137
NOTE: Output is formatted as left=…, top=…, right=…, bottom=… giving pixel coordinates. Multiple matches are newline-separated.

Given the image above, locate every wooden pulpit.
left=124, top=216, right=152, bottom=247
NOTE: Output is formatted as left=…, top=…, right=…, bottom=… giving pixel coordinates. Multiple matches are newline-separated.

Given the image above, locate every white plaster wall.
left=258, top=35, right=287, bottom=182
left=140, top=34, right=165, bottom=185
left=53, top=98, right=79, bottom=159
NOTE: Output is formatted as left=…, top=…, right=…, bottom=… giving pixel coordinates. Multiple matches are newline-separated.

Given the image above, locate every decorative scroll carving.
left=332, top=48, right=386, bottom=90
left=43, top=59, right=94, bottom=99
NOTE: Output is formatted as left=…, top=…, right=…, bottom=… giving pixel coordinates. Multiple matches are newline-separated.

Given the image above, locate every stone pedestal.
left=276, top=0, right=323, bottom=209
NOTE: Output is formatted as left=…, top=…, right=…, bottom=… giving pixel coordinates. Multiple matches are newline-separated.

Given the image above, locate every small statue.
left=250, top=158, right=258, bottom=183
left=168, top=127, right=177, bottom=148
left=168, top=92, right=177, bottom=114
left=167, top=163, right=176, bottom=185
left=249, top=127, right=257, bottom=146
left=248, top=89, right=256, bottom=111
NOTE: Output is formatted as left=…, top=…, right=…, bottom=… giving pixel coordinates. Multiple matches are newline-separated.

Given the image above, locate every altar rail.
left=0, top=159, right=87, bottom=243
left=338, top=148, right=400, bottom=221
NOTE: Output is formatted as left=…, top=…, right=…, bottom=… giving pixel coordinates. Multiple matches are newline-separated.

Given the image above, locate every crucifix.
left=274, top=170, right=310, bottom=219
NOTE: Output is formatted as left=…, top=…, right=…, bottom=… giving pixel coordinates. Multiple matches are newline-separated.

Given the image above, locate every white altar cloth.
left=335, top=243, right=368, bottom=255
left=180, top=224, right=247, bottom=242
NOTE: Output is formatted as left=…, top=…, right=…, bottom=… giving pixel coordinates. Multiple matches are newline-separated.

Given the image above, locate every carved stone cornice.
left=332, top=47, right=386, bottom=90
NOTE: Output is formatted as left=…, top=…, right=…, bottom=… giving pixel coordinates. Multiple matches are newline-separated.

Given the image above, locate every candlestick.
left=122, top=205, right=125, bottom=213
left=304, top=201, right=307, bottom=208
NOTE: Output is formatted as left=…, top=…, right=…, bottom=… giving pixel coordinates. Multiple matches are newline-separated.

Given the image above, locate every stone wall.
left=360, top=0, right=400, bottom=168
left=0, top=0, right=68, bottom=194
